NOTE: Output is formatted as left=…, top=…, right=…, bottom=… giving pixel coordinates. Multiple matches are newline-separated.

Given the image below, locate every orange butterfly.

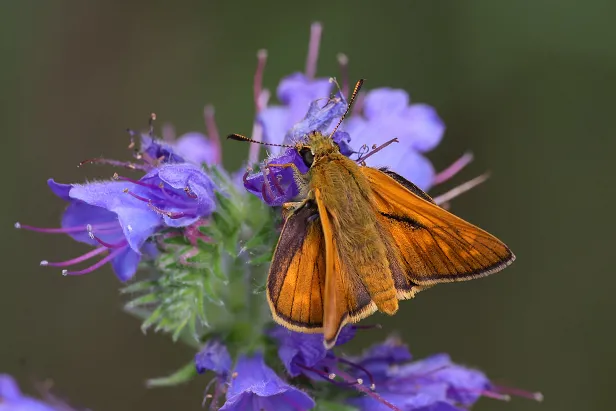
left=229, top=80, right=514, bottom=348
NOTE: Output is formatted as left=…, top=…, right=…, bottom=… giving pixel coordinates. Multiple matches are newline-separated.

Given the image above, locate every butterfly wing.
left=267, top=197, right=377, bottom=346
left=267, top=202, right=327, bottom=332
left=361, top=167, right=515, bottom=285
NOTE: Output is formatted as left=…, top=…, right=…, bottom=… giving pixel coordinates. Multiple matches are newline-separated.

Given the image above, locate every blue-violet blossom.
left=220, top=352, right=315, bottom=411
left=17, top=154, right=216, bottom=281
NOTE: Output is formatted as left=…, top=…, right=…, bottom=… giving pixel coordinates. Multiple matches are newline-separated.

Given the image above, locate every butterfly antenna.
left=227, top=133, right=294, bottom=148
left=330, top=79, right=364, bottom=137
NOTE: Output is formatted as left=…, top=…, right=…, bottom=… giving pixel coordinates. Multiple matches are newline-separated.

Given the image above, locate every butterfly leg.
left=281, top=201, right=304, bottom=220
left=281, top=194, right=316, bottom=220
left=266, top=162, right=310, bottom=197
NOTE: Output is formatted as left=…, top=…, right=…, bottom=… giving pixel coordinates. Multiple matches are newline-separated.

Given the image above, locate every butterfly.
left=229, top=80, right=514, bottom=348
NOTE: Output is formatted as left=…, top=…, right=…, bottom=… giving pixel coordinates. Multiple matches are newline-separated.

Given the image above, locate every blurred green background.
left=1, top=1, right=613, bottom=410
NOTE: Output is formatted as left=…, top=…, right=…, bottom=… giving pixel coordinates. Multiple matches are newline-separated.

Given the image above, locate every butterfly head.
left=295, top=131, right=340, bottom=167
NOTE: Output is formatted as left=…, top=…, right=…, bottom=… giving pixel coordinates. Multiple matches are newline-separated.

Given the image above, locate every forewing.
left=267, top=203, right=326, bottom=332
left=362, top=167, right=515, bottom=285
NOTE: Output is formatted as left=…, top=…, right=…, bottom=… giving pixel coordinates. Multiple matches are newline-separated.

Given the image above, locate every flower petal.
left=401, top=104, right=445, bottom=152
left=195, top=339, right=232, bottom=378
left=47, top=179, right=72, bottom=201
left=140, top=135, right=185, bottom=163
left=363, top=88, right=410, bottom=119
left=0, top=374, right=22, bottom=401
left=60, top=202, right=122, bottom=245
left=173, top=132, right=219, bottom=165
left=221, top=353, right=314, bottom=411
left=259, top=106, right=292, bottom=146
left=110, top=246, right=142, bottom=281
left=111, top=205, right=161, bottom=252
left=270, top=327, right=327, bottom=377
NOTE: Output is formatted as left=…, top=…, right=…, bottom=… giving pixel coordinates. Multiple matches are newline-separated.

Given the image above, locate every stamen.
left=162, top=123, right=176, bottom=142
left=253, top=49, right=268, bottom=112
left=204, top=105, right=222, bottom=165
left=147, top=202, right=195, bottom=220
left=493, top=385, right=544, bottom=402
left=40, top=246, right=108, bottom=267
left=126, top=127, right=136, bottom=149
left=335, top=368, right=402, bottom=411
left=87, top=230, right=127, bottom=249
left=357, top=138, right=399, bottom=163
left=433, top=152, right=474, bottom=185
left=184, top=186, right=197, bottom=199
left=337, top=53, right=349, bottom=97
left=294, top=363, right=356, bottom=388
left=114, top=174, right=160, bottom=190
left=266, top=168, right=285, bottom=195
left=148, top=112, right=157, bottom=137
left=15, top=222, right=117, bottom=234
left=305, top=22, right=322, bottom=79
left=249, top=49, right=270, bottom=166
left=475, top=390, right=511, bottom=401
left=201, top=377, right=217, bottom=407
left=123, top=189, right=155, bottom=204
left=62, top=247, right=125, bottom=276
left=335, top=357, right=376, bottom=390
left=260, top=171, right=277, bottom=204
left=77, top=157, right=147, bottom=171
left=432, top=173, right=490, bottom=206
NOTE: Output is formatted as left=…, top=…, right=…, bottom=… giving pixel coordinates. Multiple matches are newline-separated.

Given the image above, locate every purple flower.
left=269, top=327, right=327, bottom=377
left=140, top=135, right=186, bottom=164
left=347, top=339, right=497, bottom=411
left=136, top=163, right=216, bottom=227
left=173, top=132, right=220, bottom=165
left=17, top=164, right=215, bottom=280
left=195, top=339, right=232, bottom=378
left=141, top=132, right=221, bottom=166
left=344, top=88, right=445, bottom=190
left=0, top=374, right=63, bottom=411
left=389, top=354, right=490, bottom=407
left=354, top=337, right=412, bottom=381
left=220, top=352, right=314, bottom=411
left=259, top=73, right=334, bottom=145
left=270, top=325, right=358, bottom=380
left=243, top=148, right=309, bottom=206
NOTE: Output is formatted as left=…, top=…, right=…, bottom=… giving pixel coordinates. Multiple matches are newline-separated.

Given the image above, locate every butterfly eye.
left=299, top=147, right=314, bottom=167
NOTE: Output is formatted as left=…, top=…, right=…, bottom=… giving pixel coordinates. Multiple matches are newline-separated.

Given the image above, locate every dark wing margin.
left=378, top=167, right=435, bottom=204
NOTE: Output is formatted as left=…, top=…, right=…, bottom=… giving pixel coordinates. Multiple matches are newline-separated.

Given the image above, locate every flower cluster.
left=11, top=22, right=540, bottom=411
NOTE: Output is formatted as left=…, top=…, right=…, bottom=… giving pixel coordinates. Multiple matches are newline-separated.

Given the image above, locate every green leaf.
left=121, top=280, right=157, bottom=294
left=202, top=277, right=224, bottom=306
left=125, top=293, right=159, bottom=308
left=162, top=235, right=189, bottom=245
left=145, top=361, right=198, bottom=388
left=212, top=211, right=232, bottom=236
left=141, top=305, right=164, bottom=333
left=215, top=191, right=241, bottom=222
